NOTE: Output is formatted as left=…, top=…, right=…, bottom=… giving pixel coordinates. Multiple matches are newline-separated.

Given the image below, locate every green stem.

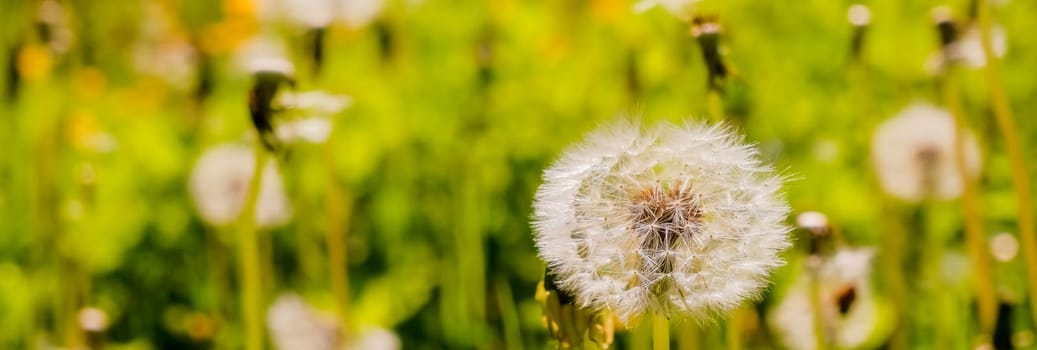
left=653, top=313, right=670, bottom=350
left=494, top=277, right=523, bottom=350
left=237, top=144, right=268, bottom=350
left=706, top=90, right=725, bottom=123
left=677, top=323, right=698, bottom=350
left=976, top=0, right=1037, bottom=329
left=808, top=264, right=828, bottom=350
left=724, top=313, right=741, bottom=350
left=323, top=141, right=352, bottom=338
left=942, top=63, right=997, bottom=337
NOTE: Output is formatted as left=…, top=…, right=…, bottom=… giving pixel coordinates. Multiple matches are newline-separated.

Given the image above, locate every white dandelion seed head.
left=633, top=0, right=699, bottom=21
left=871, top=102, right=981, bottom=202
left=925, top=25, right=1007, bottom=75
left=267, top=294, right=341, bottom=350
left=234, top=36, right=295, bottom=76
left=956, top=25, right=1007, bottom=68
left=348, top=327, right=401, bottom=350
left=277, top=117, right=334, bottom=144
left=533, top=119, right=791, bottom=322
left=278, top=91, right=353, bottom=116
left=336, top=0, right=385, bottom=29
left=847, top=4, right=871, bottom=27
left=274, top=91, right=352, bottom=144
left=285, top=0, right=337, bottom=28
left=133, top=2, right=198, bottom=90
left=189, top=143, right=292, bottom=228
left=991, top=232, right=1019, bottom=263
left=796, top=211, right=829, bottom=233
left=78, top=307, right=110, bottom=332
left=768, top=248, right=894, bottom=350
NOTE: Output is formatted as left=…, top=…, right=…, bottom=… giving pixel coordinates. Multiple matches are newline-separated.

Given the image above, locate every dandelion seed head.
left=991, top=233, right=1019, bottom=262
left=337, top=0, right=385, bottom=29
left=956, top=25, right=1007, bottom=68
left=796, top=211, right=829, bottom=234
left=847, top=4, right=871, bottom=27
left=78, top=307, right=109, bottom=332
left=533, top=119, right=791, bottom=321
left=769, top=249, right=893, bottom=350
left=278, top=91, right=352, bottom=116
left=871, top=102, right=981, bottom=202
left=189, top=143, right=292, bottom=228
left=267, top=294, right=340, bottom=350
left=349, top=327, right=401, bottom=350
left=274, top=91, right=351, bottom=144
left=235, top=36, right=294, bottom=76
left=632, top=0, right=699, bottom=21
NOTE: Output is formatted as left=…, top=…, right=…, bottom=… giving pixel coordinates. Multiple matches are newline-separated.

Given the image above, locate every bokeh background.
left=2, top=0, right=1037, bottom=349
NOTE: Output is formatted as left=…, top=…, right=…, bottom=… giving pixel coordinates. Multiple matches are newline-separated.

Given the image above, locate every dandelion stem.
left=724, top=309, right=742, bottom=350
left=808, top=261, right=828, bottom=350
left=976, top=0, right=1037, bottom=329
left=323, top=141, right=352, bottom=338
left=706, top=91, right=724, bottom=123
left=653, top=313, right=670, bottom=350
left=876, top=199, right=908, bottom=350
left=941, top=62, right=997, bottom=336
left=677, top=323, right=698, bottom=350
left=237, top=143, right=268, bottom=350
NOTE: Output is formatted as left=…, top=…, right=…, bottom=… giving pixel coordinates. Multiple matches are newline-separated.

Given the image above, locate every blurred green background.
left=2, top=0, right=1037, bottom=349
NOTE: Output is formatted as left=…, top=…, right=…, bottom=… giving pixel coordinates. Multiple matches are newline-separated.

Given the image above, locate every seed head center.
left=628, top=182, right=703, bottom=247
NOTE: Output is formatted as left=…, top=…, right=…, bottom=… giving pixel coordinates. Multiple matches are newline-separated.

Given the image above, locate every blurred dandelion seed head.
left=188, top=143, right=292, bottom=228
left=349, top=327, right=402, bottom=350
left=235, top=36, right=294, bottom=76
left=847, top=4, right=871, bottom=27
left=78, top=307, right=110, bottom=333
left=926, top=25, right=1007, bottom=74
left=337, top=0, right=386, bottom=29
left=280, top=0, right=337, bottom=28
left=267, top=294, right=341, bottom=350
left=533, top=119, right=791, bottom=321
left=769, top=248, right=893, bottom=350
left=275, top=91, right=351, bottom=144
left=37, top=0, right=74, bottom=54
left=796, top=211, right=829, bottom=233
left=871, top=103, right=981, bottom=202
left=633, top=0, right=699, bottom=21
left=990, top=233, right=1019, bottom=262
left=278, top=91, right=352, bottom=116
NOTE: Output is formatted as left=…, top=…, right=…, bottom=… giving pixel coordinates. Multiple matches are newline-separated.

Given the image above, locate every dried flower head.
left=768, top=249, right=895, bottom=350
left=189, top=143, right=292, bottom=228
left=533, top=120, right=791, bottom=321
left=871, top=102, right=981, bottom=202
